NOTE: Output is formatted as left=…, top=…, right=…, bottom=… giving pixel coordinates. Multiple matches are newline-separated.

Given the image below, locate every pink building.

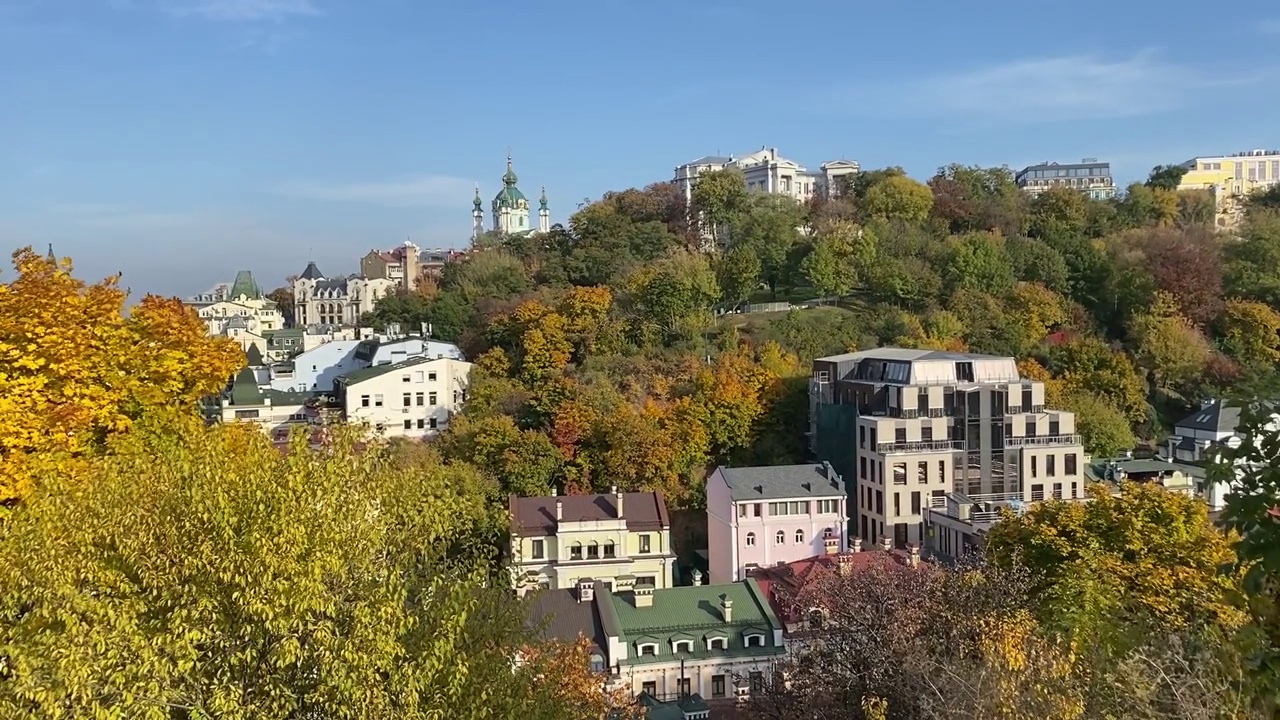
left=706, top=463, right=850, bottom=583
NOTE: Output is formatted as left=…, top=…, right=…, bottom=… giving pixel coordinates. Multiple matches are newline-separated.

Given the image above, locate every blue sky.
left=2, top=0, right=1278, bottom=297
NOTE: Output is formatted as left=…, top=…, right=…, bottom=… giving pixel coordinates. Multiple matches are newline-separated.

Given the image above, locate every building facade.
left=1015, top=159, right=1115, bottom=199
left=810, top=349, right=1086, bottom=550
left=508, top=490, right=677, bottom=596
left=186, top=271, right=285, bottom=353
left=705, top=463, right=850, bottom=583
left=1177, top=150, right=1280, bottom=228
left=268, top=335, right=464, bottom=393
left=673, top=148, right=859, bottom=205
left=332, top=355, right=471, bottom=438
left=359, top=242, right=462, bottom=293
left=216, top=368, right=317, bottom=441
left=473, top=155, right=551, bottom=239
left=603, top=578, right=784, bottom=701
left=292, top=261, right=396, bottom=327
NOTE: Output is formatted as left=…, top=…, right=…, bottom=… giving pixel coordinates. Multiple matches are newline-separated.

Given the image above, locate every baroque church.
left=472, top=155, right=550, bottom=240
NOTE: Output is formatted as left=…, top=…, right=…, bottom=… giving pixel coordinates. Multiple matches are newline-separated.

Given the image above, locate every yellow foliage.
left=0, top=248, right=242, bottom=504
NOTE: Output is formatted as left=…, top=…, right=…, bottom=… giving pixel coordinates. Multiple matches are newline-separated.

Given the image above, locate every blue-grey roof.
left=680, top=155, right=732, bottom=167
left=717, top=463, right=844, bottom=501
left=299, top=261, right=325, bottom=280
left=1174, top=400, right=1240, bottom=434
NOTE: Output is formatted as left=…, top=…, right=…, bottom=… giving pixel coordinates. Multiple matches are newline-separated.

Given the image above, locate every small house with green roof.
left=598, top=576, right=784, bottom=702
left=216, top=367, right=323, bottom=441
left=472, top=154, right=552, bottom=240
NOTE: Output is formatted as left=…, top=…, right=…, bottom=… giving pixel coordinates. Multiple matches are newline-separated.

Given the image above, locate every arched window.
left=589, top=653, right=605, bottom=673
left=637, top=642, right=659, bottom=656
left=603, top=541, right=616, bottom=558
left=570, top=542, right=583, bottom=560
left=587, top=541, right=600, bottom=560
left=672, top=639, right=694, bottom=653
left=795, top=529, right=805, bottom=544
left=745, top=532, right=756, bottom=547
left=775, top=530, right=785, bottom=545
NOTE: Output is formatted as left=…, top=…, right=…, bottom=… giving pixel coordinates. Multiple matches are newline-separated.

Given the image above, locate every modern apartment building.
left=673, top=148, right=859, bottom=205
left=1015, top=159, right=1115, bottom=200
left=1177, top=149, right=1280, bottom=228
left=508, top=490, right=677, bottom=596
left=705, top=463, right=850, bottom=582
left=809, top=349, right=1086, bottom=550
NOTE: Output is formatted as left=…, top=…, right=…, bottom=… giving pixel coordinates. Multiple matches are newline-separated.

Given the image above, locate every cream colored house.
left=186, top=271, right=285, bottom=358
left=293, top=262, right=396, bottom=327
left=1178, top=149, right=1280, bottom=228
left=509, top=490, right=677, bottom=596
left=333, top=355, right=472, bottom=438
left=217, top=368, right=318, bottom=441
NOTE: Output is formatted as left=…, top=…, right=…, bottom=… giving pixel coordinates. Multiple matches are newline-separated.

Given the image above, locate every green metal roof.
left=604, top=579, right=783, bottom=667
left=228, top=270, right=263, bottom=300
left=335, top=355, right=446, bottom=386
left=229, top=368, right=263, bottom=405
left=493, top=157, right=527, bottom=210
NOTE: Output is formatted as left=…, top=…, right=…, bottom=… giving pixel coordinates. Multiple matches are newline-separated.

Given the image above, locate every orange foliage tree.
left=0, top=248, right=243, bottom=504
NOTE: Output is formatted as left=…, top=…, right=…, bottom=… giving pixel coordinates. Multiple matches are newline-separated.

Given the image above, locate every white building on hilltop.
left=674, top=148, right=860, bottom=204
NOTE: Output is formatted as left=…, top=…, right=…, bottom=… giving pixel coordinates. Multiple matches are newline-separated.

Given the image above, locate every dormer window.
left=706, top=637, right=728, bottom=651
left=743, top=633, right=766, bottom=647
left=672, top=640, right=694, bottom=653
left=637, top=642, right=659, bottom=656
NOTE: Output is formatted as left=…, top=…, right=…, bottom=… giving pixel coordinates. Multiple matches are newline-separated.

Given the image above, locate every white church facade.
left=472, top=155, right=550, bottom=239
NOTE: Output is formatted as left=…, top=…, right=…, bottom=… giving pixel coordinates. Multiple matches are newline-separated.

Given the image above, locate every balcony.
left=1004, top=434, right=1080, bottom=448
left=875, top=439, right=963, bottom=454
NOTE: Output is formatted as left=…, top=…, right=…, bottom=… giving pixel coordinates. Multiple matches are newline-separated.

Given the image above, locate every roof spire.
left=46, top=243, right=55, bottom=262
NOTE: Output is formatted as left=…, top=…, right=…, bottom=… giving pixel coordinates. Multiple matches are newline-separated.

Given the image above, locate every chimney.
left=908, top=544, right=921, bottom=568
left=823, top=460, right=836, bottom=482
left=615, top=488, right=624, bottom=518
left=880, top=536, right=892, bottom=552
left=823, top=533, right=839, bottom=555
left=837, top=552, right=853, bottom=576
left=555, top=499, right=563, bottom=521
left=719, top=593, right=733, bottom=622
left=633, top=585, right=654, bottom=608
left=576, top=578, right=595, bottom=603
left=852, top=538, right=862, bottom=553
left=692, top=568, right=704, bottom=585
left=550, top=486, right=557, bottom=497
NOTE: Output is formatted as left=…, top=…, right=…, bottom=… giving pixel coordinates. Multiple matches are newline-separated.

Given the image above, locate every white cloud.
left=161, top=0, right=320, bottom=22
left=273, top=175, right=477, bottom=208
left=842, top=50, right=1260, bottom=122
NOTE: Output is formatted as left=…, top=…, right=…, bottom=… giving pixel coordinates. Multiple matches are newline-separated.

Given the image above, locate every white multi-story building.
left=333, top=356, right=472, bottom=438
left=673, top=148, right=859, bottom=205
left=267, top=335, right=464, bottom=393
left=809, top=349, right=1087, bottom=554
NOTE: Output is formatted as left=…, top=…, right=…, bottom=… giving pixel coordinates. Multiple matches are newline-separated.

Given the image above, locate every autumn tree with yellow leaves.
left=0, top=248, right=242, bottom=505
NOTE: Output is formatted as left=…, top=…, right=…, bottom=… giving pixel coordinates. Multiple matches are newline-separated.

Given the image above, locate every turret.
left=472, top=186, right=485, bottom=241
left=538, top=186, right=550, bottom=234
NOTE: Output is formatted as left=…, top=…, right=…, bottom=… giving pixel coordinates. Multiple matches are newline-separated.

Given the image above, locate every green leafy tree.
left=1225, top=211, right=1280, bottom=308
left=0, top=415, right=617, bottom=719
left=715, top=245, right=762, bottom=307
left=731, top=195, right=806, bottom=296
left=1128, top=291, right=1213, bottom=390
left=941, top=233, right=1015, bottom=296
left=1054, top=391, right=1135, bottom=457
left=987, top=482, right=1246, bottom=637
left=1145, top=164, right=1189, bottom=191
left=689, top=168, right=748, bottom=246
left=1005, top=236, right=1070, bottom=293
left=801, top=221, right=876, bottom=298
left=1029, top=186, right=1089, bottom=240
left=1218, top=298, right=1280, bottom=367
left=861, top=175, right=934, bottom=224
left=1046, top=337, right=1148, bottom=426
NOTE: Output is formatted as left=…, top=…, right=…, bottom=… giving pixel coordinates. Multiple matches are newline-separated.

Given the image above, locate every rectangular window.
left=428, top=392, right=438, bottom=405
left=911, top=491, right=921, bottom=514
left=361, top=395, right=370, bottom=408
left=401, top=374, right=411, bottom=383
left=416, top=418, right=425, bottom=429
left=428, top=372, right=437, bottom=381
left=712, top=675, right=726, bottom=698
left=738, top=504, right=748, bottom=518
left=374, top=394, right=383, bottom=407
left=638, top=535, right=651, bottom=554
left=1071, top=482, right=1078, bottom=498
left=1027, top=419, right=1037, bottom=437
left=531, top=539, right=544, bottom=559
left=1053, top=482, right=1063, bottom=499
left=1049, top=419, right=1059, bottom=436
left=1031, top=456, right=1038, bottom=478
left=859, top=425, right=866, bottom=448
left=922, top=425, right=932, bottom=442
left=403, top=393, right=412, bottom=407
left=403, top=419, right=412, bottom=429
left=875, top=490, right=883, bottom=516
left=1047, top=455, right=1056, bottom=477
left=587, top=544, right=599, bottom=559
left=895, top=427, right=906, bottom=443
left=817, top=499, right=839, bottom=514
left=642, top=681, right=657, bottom=696
left=413, top=371, right=424, bottom=382
left=1032, top=483, right=1045, bottom=502
left=893, top=492, right=901, bottom=516
left=749, top=672, right=764, bottom=692
left=428, top=417, right=438, bottom=429
left=860, top=457, right=868, bottom=479
left=416, top=392, right=425, bottom=406
left=678, top=677, right=691, bottom=697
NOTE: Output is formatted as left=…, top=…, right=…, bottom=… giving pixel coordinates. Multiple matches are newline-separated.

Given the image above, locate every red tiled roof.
left=749, top=550, right=920, bottom=633
left=509, top=491, right=671, bottom=536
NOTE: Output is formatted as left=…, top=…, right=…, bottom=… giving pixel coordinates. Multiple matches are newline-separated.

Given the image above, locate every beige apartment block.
left=810, top=349, right=1086, bottom=550
left=508, top=490, right=677, bottom=596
